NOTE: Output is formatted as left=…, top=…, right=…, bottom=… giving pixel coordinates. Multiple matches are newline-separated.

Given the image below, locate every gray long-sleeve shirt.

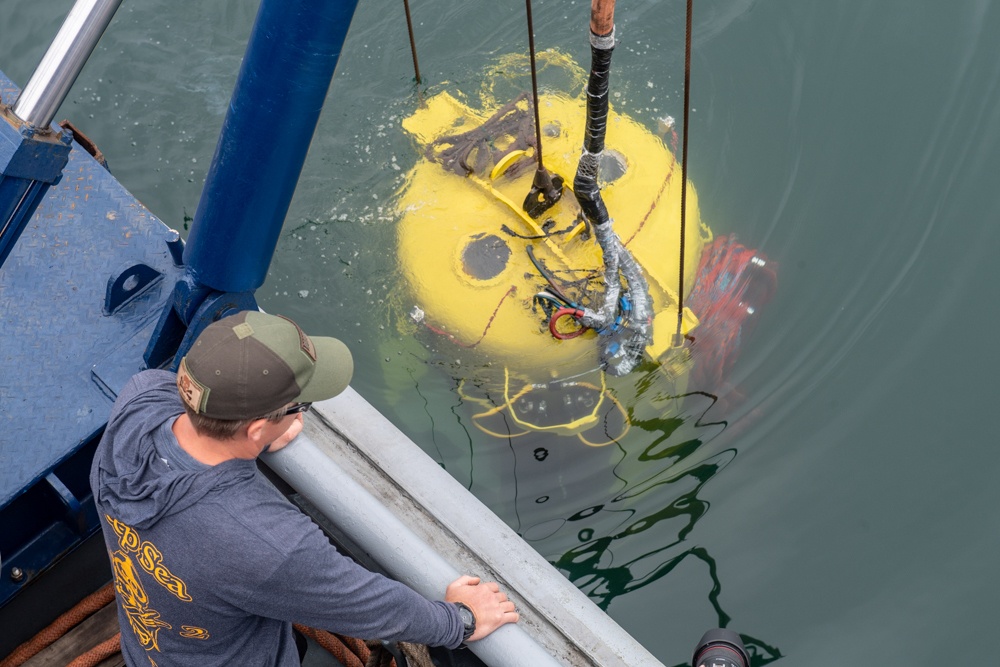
left=90, top=370, right=462, bottom=666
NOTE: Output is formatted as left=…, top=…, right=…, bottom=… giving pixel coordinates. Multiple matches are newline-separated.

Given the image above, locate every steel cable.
left=675, top=0, right=694, bottom=344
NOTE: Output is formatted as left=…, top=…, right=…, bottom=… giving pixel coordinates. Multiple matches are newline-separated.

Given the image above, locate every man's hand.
left=267, top=413, right=304, bottom=453
left=445, top=575, right=519, bottom=641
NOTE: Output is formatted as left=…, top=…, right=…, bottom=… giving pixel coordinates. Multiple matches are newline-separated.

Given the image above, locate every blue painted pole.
left=183, top=0, right=360, bottom=293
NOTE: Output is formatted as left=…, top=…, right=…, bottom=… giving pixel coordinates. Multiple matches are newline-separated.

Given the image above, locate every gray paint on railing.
left=264, top=387, right=665, bottom=667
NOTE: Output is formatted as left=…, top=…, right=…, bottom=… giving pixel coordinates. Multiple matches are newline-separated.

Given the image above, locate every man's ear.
left=245, top=418, right=271, bottom=444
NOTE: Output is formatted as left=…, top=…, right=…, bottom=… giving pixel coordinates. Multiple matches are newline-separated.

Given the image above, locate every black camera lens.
left=692, top=628, right=750, bottom=667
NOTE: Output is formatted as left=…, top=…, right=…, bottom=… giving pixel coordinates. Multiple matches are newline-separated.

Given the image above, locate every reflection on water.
left=397, top=343, right=786, bottom=663
left=552, top=424, right=732, bottom=610
left=549, top=405, right=785, bottom=667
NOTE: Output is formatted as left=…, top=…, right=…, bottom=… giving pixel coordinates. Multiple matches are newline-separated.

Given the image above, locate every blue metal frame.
left=0, top=107, right=72, bottom=268
left=148, top=0, right=361, bottom=369
left=0, top=66, right=183, bottom=605
left=1, top=0, right=360, bottom=607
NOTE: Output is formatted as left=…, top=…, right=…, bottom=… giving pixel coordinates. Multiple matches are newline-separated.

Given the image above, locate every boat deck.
left=1, top=68, right=184, bottom=608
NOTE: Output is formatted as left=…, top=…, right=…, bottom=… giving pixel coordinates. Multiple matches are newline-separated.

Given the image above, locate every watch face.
left=459, top=605, right=474, bottom=627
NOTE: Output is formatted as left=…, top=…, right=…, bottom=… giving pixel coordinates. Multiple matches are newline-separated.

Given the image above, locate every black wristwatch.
left=454, top=602, right=476, bottom=643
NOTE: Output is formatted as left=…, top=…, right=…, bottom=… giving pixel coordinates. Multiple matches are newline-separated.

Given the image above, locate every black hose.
left=566, top=26, right=654, bottom=375
left=582, top=41, right=613, bottom=156
left=573, top=33, right=615, bottom=226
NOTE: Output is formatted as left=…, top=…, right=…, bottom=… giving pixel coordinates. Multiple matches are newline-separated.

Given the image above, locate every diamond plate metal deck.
left=0, top=68, right=183, bottom=515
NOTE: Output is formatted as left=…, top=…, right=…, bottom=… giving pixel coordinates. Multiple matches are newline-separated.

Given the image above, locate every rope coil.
left=0, top=583, right=116, bottom=667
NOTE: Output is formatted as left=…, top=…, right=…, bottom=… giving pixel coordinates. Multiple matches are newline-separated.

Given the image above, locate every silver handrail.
left=12, top=0, right=124, bottom=129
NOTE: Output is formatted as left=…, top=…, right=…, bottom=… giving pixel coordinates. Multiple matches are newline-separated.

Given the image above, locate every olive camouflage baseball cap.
left=176, top=311, right=353, bottom=420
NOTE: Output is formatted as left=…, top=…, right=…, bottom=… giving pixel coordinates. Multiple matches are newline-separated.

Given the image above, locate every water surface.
left=4, top=1, right=1000, bottom=664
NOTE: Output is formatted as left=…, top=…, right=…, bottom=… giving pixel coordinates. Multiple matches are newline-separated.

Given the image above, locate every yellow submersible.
left=394, top=47, right=711, bottom=443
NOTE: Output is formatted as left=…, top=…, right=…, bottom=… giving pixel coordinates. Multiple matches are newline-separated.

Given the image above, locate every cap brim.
left=295, top=336, right=354, bottom=403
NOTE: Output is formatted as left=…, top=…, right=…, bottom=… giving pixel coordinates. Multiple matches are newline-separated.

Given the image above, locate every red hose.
left=549, top=307, right=588, bottom=339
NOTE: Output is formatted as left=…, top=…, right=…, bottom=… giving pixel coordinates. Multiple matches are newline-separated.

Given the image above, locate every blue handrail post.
left=145, top=0, right=361, bottom=369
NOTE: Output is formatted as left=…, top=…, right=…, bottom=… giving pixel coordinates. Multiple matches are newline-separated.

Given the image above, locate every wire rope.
left=675, top=0, right=694, bottom=345
left=402, top=0, right=422, bottom=84
left=525, top=0, right=545, bottom=171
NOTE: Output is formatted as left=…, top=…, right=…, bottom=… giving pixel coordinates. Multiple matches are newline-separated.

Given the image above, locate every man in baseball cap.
left=176, top=311, right=353, bottom=422
left=90, top=311, right=517, bottom=666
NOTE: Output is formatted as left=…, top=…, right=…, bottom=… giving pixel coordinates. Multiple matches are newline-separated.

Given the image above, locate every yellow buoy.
left=394, top=54, right=712, bottom=439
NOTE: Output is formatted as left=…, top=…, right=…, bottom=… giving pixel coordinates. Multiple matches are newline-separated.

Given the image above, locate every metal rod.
left=402, top=0, right=422, bottom=84
left=12, top=0, right=125, bottom=129
left=590, top=0, right=615, bottom=37
left=525, top=0, right=545, bottom=171
left=675, top=0, right=693, bottom=345
left=521, top=0, right=564, bottom=219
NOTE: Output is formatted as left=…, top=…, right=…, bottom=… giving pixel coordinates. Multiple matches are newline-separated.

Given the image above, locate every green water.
left=5, top=1, right=1000, bottom=664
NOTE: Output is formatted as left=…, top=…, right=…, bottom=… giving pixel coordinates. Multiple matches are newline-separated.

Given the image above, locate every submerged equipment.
left=394, top=53, right=706, bottom=440
left=393, top=0, right=774, bottom=440
left=396, top=55, right=706, bottom=380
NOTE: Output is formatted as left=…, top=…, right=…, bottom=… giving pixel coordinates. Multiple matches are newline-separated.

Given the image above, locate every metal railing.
left=265, top=388, right=666, bottom=667
left=12, top=0, right=124, bottom=129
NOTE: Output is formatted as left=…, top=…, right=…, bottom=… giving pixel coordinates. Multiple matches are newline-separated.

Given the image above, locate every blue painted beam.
left=0, top=108, right=72, bottom=269
left=0, top=69, right=183, bottom=606
left=1, top=0, right=362, bottom=608
left=184, top=0, right=361, bottom=293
